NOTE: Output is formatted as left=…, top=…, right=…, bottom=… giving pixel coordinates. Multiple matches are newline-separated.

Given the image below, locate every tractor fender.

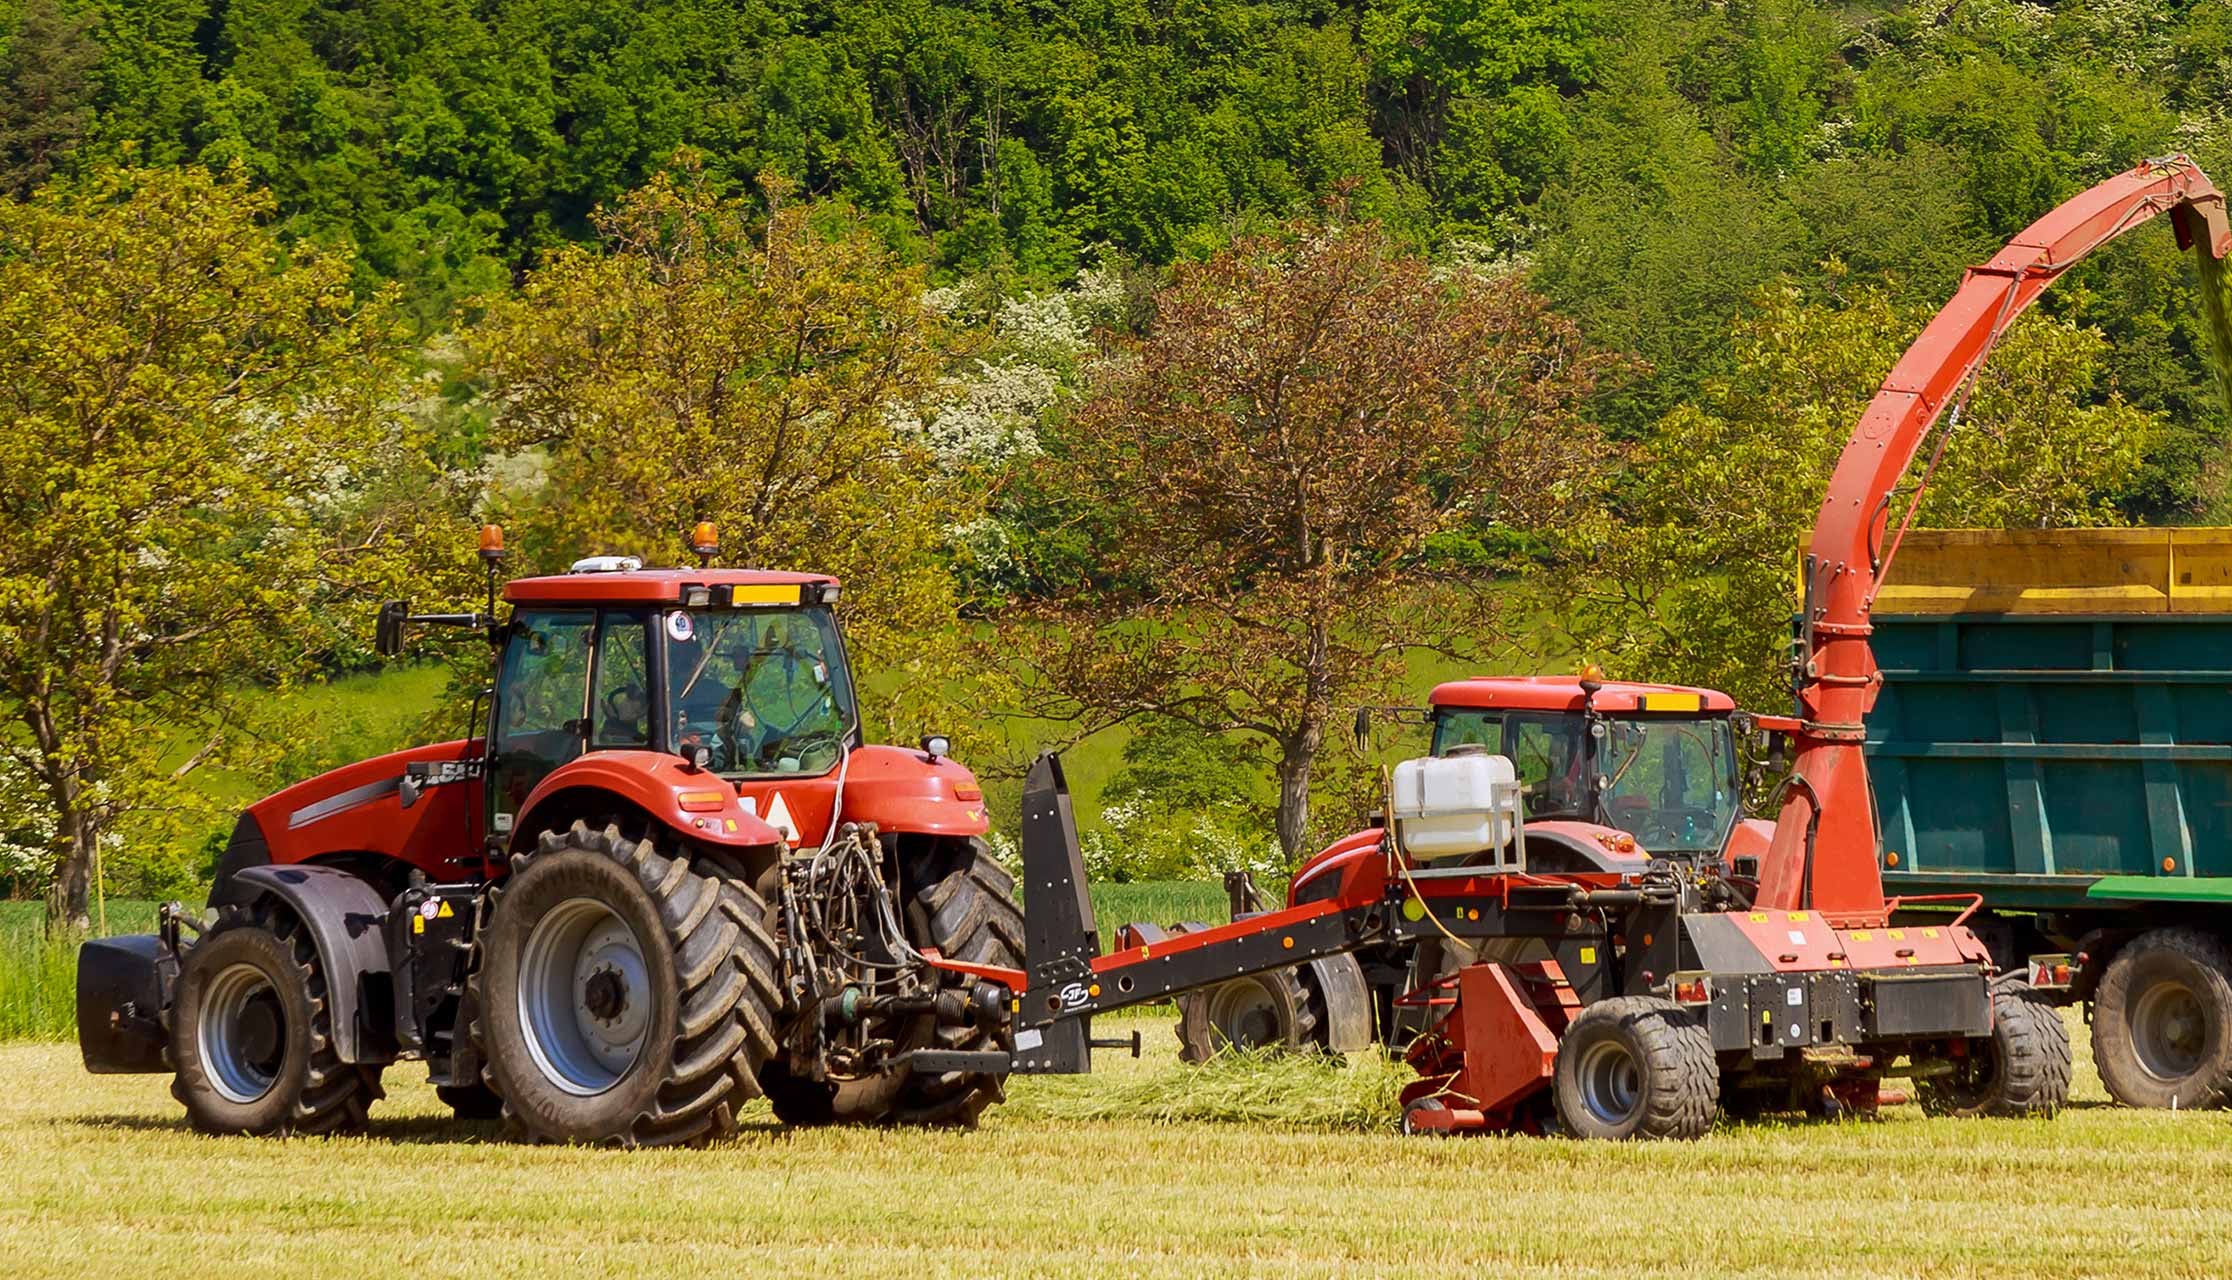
left=510, top=751, right=786, bottom=856
left=228, top=864, right=394, bottom=1065
left=1304, top=952, right=1376, bottom=1052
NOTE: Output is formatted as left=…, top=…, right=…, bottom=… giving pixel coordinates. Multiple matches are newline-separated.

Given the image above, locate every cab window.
left=590, top=613, right=652, bottom=749
left=491, top=610, right=596, bottom=821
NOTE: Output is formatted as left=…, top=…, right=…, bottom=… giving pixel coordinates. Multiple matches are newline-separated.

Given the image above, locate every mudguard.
left=1304, top=952, right=1377, bottom=1052
left=230, top=864, right=395, bottom=1064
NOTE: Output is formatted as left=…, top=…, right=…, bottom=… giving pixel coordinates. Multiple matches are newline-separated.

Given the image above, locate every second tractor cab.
left=1168, top=674, right=1770, bottom=1062
left=78, top=526, right=1022, bottom=1145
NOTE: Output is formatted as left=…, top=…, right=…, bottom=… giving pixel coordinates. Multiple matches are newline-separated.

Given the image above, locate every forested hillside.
left=5, top=0, right=2229, bottom=916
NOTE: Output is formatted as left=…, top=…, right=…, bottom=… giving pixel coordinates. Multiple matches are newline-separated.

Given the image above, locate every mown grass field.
left=3, top=1008, right=2230, bottom=1279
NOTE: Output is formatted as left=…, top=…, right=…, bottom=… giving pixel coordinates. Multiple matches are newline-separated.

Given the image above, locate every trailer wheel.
left=2091, top=927, right=2232, bottom=1110
left=472, top=822, right=783, bottom=1146
left=169, top=903, right=384, bottom=1136
left=1175, top=966, right=1324, bottom=1062
left=1551, top=997, right=1717, bottom=1140
left=1917, top=984, right=2071, bottom=1118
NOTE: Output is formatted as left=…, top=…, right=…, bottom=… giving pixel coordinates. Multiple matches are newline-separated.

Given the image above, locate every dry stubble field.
left=1, top=1008, right=2227, bottom=1280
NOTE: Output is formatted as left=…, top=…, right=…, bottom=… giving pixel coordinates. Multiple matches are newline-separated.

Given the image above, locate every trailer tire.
left=169, top=903, right=384, bottom=1136
left=2091, top=927, right=2232, bottom=1110
left=1917, top=984, right=2071, bottom=1118
left=1552, top=997, right=1717, bottom=1140
left=472, top=822, right=783, bottom=1147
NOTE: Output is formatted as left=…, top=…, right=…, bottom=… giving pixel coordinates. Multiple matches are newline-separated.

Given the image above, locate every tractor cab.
left=1422, top=676, right=1742, bottom=858
left=484, top=563, right=855, bottom=840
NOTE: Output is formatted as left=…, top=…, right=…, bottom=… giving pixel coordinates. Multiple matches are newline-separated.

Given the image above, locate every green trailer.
left=1869, top=528, right=2232, bottom=1108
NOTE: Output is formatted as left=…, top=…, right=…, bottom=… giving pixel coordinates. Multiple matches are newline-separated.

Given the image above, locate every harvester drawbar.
left=936, top=753, right=2049, bottom=1139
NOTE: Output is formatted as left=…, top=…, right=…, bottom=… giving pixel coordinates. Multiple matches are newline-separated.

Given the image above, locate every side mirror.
left=376, top=600, right=409, bottom=658
left=1353, top=706, right=1372, bottom=752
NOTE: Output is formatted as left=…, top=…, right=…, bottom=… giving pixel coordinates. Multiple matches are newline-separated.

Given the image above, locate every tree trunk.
left=42, top=810, right=92, bottom=934
left=1274, top=742, right=1314, bottom=866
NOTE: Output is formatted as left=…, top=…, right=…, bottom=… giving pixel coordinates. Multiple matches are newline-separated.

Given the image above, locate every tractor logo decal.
left=1057, top=981, right=1092, bottom=1011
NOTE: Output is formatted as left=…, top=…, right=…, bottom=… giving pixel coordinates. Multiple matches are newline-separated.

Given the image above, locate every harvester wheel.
left=1916, top=983, right=2071, bottom=1118
left=2090, top=927, right=2232, bottom=1110
left=472, top=822, right=783, bottom=1147
left=1551, top=997, right=1717, bottom=1140
left=169, top=903, right=384, bottom=1136
left=1175, top=965, right=1324, bottom=1063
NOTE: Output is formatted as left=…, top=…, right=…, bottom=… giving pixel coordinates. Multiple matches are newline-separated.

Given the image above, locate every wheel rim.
left=518, top=897, right=651, bottom=1096
left=199, top=961, right=286, bottom=1104
left=1576, top=1038, right=1644, bottom=1125
left=1205, top=978, right=1288, bottom=1050
left=2131, top=980, right=2208, bottom=1081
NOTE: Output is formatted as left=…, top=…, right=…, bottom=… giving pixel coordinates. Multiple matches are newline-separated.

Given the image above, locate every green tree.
left=0, top=165, right=414, bottom=927
left=1007, top=218, right=1615, bottom=863
left=0, top=0, right=102, bottom=195
left=1551, top=276, right=2162, bottom=706
left=471, top=164, right=970, bottom=733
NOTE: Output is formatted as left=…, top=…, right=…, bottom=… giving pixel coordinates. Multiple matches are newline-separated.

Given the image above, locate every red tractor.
left=1168, top=675, right=1775, bottom=1063
left=78, top=528, right=1023, bottom=1144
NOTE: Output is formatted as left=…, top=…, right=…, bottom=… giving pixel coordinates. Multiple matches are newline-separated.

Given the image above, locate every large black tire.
left=2091, top=927, right=2232, bottom=1110
left=760, top=837, right=1022, bottom=1127
left=1552, top=996, right=1718, bottom=1140
left=169, top=903, right=384, bottom=1136
left=472, top=822, right=783, bottom=1146
left=1175, top=966, right=1325, bottom=1063
left=1917, top=983, right=2072, bottom=1118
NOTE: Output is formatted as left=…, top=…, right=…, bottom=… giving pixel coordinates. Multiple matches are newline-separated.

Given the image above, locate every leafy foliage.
left=1551, top=275, right=2161, bottom=705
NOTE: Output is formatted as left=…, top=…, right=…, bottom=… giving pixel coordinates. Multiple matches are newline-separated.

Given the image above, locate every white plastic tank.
left=1390, top=751, right=1521, bottom=862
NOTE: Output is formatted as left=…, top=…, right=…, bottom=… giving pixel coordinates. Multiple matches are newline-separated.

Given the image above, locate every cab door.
left=485, top=609, right=657, bottom=842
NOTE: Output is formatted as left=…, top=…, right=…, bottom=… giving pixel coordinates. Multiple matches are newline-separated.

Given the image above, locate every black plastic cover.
left=77, top=934, right=172, bottom=1074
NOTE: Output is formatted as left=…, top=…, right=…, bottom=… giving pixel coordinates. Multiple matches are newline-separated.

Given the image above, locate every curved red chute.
left=1766, top=157, right=2232, bottom=922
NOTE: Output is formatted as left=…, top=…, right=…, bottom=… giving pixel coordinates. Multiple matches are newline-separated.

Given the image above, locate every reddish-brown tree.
left=1011, top=220, right=1616, bottom=862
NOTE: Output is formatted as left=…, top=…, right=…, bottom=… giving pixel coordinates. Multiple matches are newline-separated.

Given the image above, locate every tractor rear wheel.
left=1551, top=996, right=1717, bottom=1140
left=759, top=838, right=1023, bottom=1127
left=2090, top=927, right=2232, bottom=1110
left=473, top=822, right=783, bottom=1146
left=1175, top=966, right=1325, bottom=1062
left=168, top=903, right=384, bottom=1136
left=1916, top=983, right=2071, bottom=1118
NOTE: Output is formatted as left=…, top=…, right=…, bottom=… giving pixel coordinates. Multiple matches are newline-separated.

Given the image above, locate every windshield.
left=1431, top=709, right=1740, bottom=853
left=662, top=606, right=856, bottom=776
left=1598, top=716, right=1740, bottom=854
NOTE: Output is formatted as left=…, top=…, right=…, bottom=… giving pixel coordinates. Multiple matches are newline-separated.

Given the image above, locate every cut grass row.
left=0, top=881, right=1235, bottom=1041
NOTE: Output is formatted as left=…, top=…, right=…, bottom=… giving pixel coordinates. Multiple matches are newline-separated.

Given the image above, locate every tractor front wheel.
left=168, top=904, right=383, bottom=1136
left=1551, top=997, right=1718, bottom=1140
left=473, top=822, right=783, bottom=1146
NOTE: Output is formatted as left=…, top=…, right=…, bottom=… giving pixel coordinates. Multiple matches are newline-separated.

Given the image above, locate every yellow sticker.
left=1923, top=928, right=1939, bottom=939
left=1579, top=946, right=1597, bottom=965
left=1762, top=1010, right=1773, bottom=1025
left=1789, top=912, right=1810, bottom=923
left=1402, top=898, right=1425, bottom=922
left=1852, top=930, right=1873, bottom=941
left=1888, top=929, right=1906, bottom=941
left=1750, top=913, right=1769, bottom=923
left=411, top=915, right=425, bottom=935
left=437, top=900, right=454, bottom=918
